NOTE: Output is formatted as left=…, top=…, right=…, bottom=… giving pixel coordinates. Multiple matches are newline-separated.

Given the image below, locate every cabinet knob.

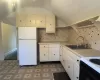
left=77, top=60, right=79, bottom=62
left=60, top=55, right=61, bottom=56
left=68, top=66, right=70, bottom=68
left=20, top=20, right=22, bottom=22
left=54, top=54, right=55, bottom=55
left=76, top=77, right=79, bottom=79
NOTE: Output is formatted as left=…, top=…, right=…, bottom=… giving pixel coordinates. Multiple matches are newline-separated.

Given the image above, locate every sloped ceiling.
left=0, top=0, right=9, bottom=20
left=51, top=0, right=100, bottom=26
left=2, top=0, right=100, bottom=26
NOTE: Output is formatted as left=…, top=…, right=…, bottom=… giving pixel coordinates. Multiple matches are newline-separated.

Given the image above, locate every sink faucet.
left=76, top=36, right=85, bottom=47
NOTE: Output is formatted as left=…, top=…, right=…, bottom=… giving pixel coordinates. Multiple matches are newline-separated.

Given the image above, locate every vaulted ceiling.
left=1, top=0, right=100, bottom=26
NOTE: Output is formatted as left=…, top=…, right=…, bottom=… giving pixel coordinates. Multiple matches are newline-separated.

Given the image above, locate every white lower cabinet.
left=40, top=44, right=80, bottom=80
left=67, top=56, right=74, bottom=80
left=74, top=63, right=79, bottom=80
left=40, top=47, right=49, bottom=62
left=49, top=47, right=59, bottom=61
left=61, top=46, right=80, bottom=80
left=59, top=46, right=64, bottom=65
left=39, top=44, right=60, bottom=62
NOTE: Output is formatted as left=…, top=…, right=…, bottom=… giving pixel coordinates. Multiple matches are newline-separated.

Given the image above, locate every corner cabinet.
left=46, top=15, right=56, bottom=33
left=39, top=44, right=60, bottom=62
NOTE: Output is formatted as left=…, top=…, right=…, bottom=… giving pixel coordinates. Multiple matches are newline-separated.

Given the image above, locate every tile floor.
left=0, top=60, right=65, bottom=80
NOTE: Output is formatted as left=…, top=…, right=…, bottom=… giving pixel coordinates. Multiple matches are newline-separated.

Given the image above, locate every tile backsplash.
left=38, top=28, right=68, bottom=42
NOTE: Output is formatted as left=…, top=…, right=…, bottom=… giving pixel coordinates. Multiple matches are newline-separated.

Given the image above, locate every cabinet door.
left=27, top=14, right=36, bottom=27
left=59, top=46, right=63, bottom=62
left=62, top=47, right=67, bottom=68
left=66, top=56, right=74, bottom=80
left=73, top=63, right=79, bottom=80
left=46, top=15, right=55, bottom=33
left=40, top=47, right=49, bottom=62
left=36, top=14, right=45, bottom=28
left=16, top=14, right=27, bottom=27
left=49, top=48, right=59, bottom=61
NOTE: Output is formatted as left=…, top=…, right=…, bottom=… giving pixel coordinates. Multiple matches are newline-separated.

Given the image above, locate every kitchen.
left=0, top=0, right=100, bottom=80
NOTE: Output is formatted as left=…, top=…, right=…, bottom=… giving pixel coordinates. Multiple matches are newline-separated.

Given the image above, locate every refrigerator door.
left=18, top=40, right=37, bottom=65
left=18, top=27, right=37, bottom=39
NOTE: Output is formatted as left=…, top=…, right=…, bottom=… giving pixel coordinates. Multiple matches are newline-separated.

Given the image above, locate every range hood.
left=51, top=0, right=100, bottom=26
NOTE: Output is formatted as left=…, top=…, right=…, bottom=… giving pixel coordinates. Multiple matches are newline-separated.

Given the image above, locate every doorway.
left=1, top=23, right=17, bottom=60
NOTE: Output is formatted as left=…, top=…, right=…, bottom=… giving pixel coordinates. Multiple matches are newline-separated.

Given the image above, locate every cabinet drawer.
left=40, top=45, right=48, bottom=48
left=49, top=44, right=60, bottom=48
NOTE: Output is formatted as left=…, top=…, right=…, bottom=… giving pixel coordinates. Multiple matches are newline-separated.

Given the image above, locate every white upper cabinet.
left=46, top=15, right=55, bottom=33
left=16, top=13, right=55, bottom=31
left=27, top=14, right=36, bottom=27
left=36, top=14, right=45, bottom=28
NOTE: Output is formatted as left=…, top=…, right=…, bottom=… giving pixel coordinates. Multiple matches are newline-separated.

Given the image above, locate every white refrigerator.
left=18, top=27, right=37, bottom=66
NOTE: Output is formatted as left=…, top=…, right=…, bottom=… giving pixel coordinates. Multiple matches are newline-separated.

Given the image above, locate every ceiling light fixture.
left=33, top=0, right=36, bottom=2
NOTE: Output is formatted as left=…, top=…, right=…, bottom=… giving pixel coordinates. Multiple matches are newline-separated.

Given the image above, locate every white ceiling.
left=0, top=0, right=9, bottom=20
left=2, top=0, right=100, bottom=26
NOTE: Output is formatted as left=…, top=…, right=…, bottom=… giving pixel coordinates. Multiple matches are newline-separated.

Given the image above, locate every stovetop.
left=81, top=57, right=100, bottom=73
left=90, top=59, right=100, bottom=65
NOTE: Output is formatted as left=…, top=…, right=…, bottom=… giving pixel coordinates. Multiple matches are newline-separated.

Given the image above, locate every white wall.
left=1, top=22, right=16, bottom=56
left=0, top=22, right=4, bottom=60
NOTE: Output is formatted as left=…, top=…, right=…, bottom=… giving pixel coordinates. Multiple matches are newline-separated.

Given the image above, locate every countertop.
left=63, top=45, right=100, bottom=57
left=39, top=41, right=72, bottom=45
left=73, top=49, right=100, bottom=57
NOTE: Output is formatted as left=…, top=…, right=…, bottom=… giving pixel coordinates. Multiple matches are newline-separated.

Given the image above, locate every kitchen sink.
left=66, top=45, right=91, bottom=49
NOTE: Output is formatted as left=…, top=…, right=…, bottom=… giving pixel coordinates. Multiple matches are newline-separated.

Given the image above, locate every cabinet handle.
left=76, top=77, right=79, bottom=79
left=44, top=54, right=45, bottom=56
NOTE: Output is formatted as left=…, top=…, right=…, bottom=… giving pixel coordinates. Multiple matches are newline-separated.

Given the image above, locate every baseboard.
left=5, top=48, right=17, bottom=56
